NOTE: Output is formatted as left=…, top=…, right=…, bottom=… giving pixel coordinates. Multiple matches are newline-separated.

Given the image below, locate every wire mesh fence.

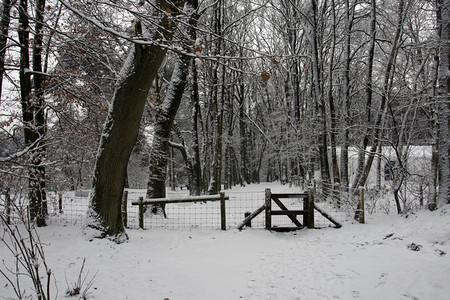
left=1, top=188, right=350, bottom=230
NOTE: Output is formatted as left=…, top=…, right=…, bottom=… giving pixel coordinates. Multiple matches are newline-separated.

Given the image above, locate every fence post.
left=305, top=189, right=315, bottom=228
left=138, top=196, right=144, bottom=229
left=122, top=190, right=128, bottom=228
left=357, top=187, right=365, bottom=224
left=265, top=188, right=271, bottom=230
left=58, top=192, right=63, bottom=213
left=244, top=212, right=252, bottom=227
left=220, top=192, right=226, bottom=230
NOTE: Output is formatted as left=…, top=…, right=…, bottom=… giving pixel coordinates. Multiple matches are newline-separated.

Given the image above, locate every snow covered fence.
left=1, top=187, right=347, bottom=230
left=131, top=193, right=228, bottom=230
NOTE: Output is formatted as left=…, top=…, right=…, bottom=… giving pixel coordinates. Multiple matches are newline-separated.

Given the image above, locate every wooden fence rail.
left=131, top=192, right=229, bottom=230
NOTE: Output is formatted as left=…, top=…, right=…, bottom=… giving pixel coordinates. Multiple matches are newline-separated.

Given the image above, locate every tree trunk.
left=351, top=0, right=376, bottom=193
left=354, top=0, right=405, bottom=219
left=310, top=0, right=331, bottom=196
left=327, top=0, right=340, bottom=203
left=239, top=77, right=249, bottom=184
left=147, top=54, right=190, bottom=200
left=208, top=0, right=224, bottom=194
left=352, top=0, right=403, bottom=192
left=147, top=0, right=197, bottom=204
left=32, top=0, right=48, bottom=224
left=428, top=1, right=443, bottom=209
left=436, top=0, right=450, bottom=206
left=340, top=0, right=353, bottom=191
left=190, top=56, right=202, bottom=195
left=18, top=0, right=47, bottom=226
left=0, top=0, right=12, bottom=103
left=87, top=0, right=185, bottom=241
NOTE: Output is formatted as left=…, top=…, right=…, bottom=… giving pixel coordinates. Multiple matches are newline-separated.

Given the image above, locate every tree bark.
left=18, top=0, right=47, bottom=226
left=190, top=56, right=202, bottom=195
left=327, top=0, right=340, bottom=202
left=189, top=2, right=202, bottom=195
left=147, top=55, right=190, bottom=200
left=87, top=0, right=185, bottom=241
left=340, top=0, right=353, bottom=191
left=353, top=0, right=376, bottom=195
left=436, top=0, right=450, bottom=206
left=0, top=0, right=12, bottom=103
left=208, top=0, right=224, bottom=194
left=147, top=0, right=198, bottom=204
left=310, top=0, right=331, bottom=196
left=32, top=0, right=48, bottom=224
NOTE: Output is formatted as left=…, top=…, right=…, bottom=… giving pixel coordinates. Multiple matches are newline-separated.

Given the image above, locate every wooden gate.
left=237, top=188, right=342, bottom=231
left=237, top=188, right=314, bottom=231
left=265, top=189, right=314, bottom=231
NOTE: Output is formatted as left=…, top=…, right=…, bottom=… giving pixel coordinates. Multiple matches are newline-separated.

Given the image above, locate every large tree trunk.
left=32, top=0, right=48, bottom=223
left=436, top=0, right=450, bottom=206
left=310, top=0, right=331, bottom=196
left=86, top=0, right=185, bottom=241
left=190, top=28, right=202, bottom=195
left=18, top=0, right=47, bottom=226
left=147, top=0, right=198, bottom=205
left=147, top=55, right=190, bottom=199
left=208, top=0, right=224, bottom=194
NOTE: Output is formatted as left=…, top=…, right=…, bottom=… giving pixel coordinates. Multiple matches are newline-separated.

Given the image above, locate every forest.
left=0, top=0, right=448, bottom=240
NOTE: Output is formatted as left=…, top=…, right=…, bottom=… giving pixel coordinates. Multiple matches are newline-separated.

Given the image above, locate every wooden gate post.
left=220, top=192, right=226, bottom=230
left=303, top=189, right=315, bottom=228
left=138, top=196, right=144, bottom=229
left=122, top=190, right=128, bottom=228
left=265, top=188, right=271, bottom=229
left=306, top=189, right=315, bottom=228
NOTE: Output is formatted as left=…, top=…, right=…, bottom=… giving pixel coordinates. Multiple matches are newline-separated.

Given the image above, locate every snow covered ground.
left=1, top=184, right=449, bottom=300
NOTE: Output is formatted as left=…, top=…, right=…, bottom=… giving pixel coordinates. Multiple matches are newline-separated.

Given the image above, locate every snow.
left=1, top=184, right=450, bottom=299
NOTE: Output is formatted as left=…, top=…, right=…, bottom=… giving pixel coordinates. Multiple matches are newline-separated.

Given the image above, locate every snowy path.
left=1, top=207, right=449, bottom=300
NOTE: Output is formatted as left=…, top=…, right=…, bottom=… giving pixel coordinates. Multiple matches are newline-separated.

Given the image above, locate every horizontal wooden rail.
left=270, top=193, right=308, bottom=199
left=131, top=194, right=229, bottom=206
left=271, top=210, right=307, bottom=216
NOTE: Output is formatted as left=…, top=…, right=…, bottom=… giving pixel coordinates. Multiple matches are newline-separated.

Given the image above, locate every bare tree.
left=84, top=0, right=185, bottom=241
left=147, top=0, right=199, bottom=216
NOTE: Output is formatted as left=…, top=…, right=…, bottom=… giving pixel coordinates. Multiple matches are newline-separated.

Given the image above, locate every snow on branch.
left=0, top=139, right=43, bottom=163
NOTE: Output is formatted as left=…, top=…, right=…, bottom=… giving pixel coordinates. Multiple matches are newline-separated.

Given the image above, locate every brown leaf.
left=261, top=71, right=270, bottom=82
